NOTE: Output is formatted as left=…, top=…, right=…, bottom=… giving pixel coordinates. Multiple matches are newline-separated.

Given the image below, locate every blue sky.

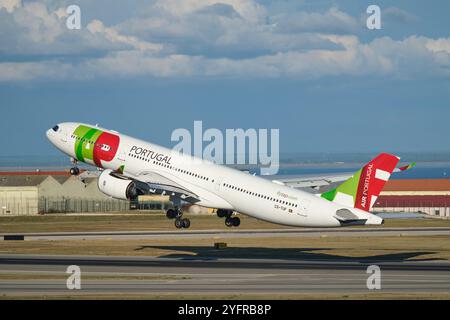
left=1, top=0, right=449, bottom=157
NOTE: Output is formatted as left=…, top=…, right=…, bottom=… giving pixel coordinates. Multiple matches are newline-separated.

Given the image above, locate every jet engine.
left=97, top=169, right=139, bottom=200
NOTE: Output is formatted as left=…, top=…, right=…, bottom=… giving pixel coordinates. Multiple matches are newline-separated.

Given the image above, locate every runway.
left=3, top=227, right=450, bottom=241
left=1, top=254, right=449, bottom=296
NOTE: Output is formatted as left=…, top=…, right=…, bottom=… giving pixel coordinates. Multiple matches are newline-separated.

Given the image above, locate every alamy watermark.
left=366, top=265, right=382, bottom=290
left=367, top=5, right=381, bottom=30
left=171, top=121, right=280, bottom=175
left=66, top=265, right=81, bottom=290
left=66, top=5, right=81, bottom=30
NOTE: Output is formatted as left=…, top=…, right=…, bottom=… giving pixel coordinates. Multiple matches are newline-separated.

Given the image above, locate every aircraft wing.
left=266, top=162, right=416, bottom=192
left=131, top=171, right=200, bottom=203
left=78, top=169, right=101, bottom=179
left=269, top=173, right=353, bottom=191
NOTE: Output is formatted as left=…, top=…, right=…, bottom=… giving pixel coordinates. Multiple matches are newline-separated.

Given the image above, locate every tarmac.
left=1, top=254, right=449, bottom=296
left=2, top=227, right=450, bottom=240
left=1, top=226, right=450, bottom=297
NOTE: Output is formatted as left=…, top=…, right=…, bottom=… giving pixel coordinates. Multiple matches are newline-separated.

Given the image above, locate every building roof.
left=0, top=171, right=110, bottom=200
left=0, top=175, right=69, bottom=187
left=383, top=179, right=450, bottom=192
left=0, top=171, right=79, bottom=187
left=0, top=175, right=47, bottom=187
left=0, top=171, right=72, bottom=176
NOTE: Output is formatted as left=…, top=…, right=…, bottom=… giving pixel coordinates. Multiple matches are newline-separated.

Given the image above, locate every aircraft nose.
left=46, top=129, right=54, bottom=144
left=46, top=126, right=58, bottom=144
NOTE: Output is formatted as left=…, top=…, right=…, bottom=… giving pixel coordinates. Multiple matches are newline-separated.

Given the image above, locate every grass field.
left=1, top=214, right=450, bottom=260
left=1, top=213, right=450, bottom=234
left=0, top=213, right=289, bottom=233
left=1, top=234, right=450, bottom=261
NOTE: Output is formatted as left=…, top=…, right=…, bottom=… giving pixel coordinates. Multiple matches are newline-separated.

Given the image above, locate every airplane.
left=46, top=122, right=411, bottom=229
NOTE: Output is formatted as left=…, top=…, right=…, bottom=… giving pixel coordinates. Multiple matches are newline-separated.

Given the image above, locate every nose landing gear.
left=69, top=158, right=80, bottom=176
left=69, top=167, right=80, bottom=176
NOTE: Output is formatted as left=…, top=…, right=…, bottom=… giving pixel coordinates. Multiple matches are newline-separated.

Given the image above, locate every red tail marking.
left=355, top=153, right=400, bottom=211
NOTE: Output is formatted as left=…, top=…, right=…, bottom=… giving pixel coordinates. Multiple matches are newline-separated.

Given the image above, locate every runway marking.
left=3, top=226, right=450, bottom=241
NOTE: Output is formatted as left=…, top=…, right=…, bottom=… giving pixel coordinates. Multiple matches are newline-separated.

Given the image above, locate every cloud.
left=12, top=1, right=63, bottom=43
left=383, top=7, right=418, bottom=24
left=115, top=3, right=345, bottom=59
left=272, top=7, right=361, bottom=34
left=0, top=0, right=21, bottom=13
left=196, top=3, right=241, bottom=18
left=426, top=38, right=450, bottom=54
left=0, top=0, right=165, bottom=56
left=0, top=1, right=64, bottom=53
left=153, top=0, right=267, bottom=23
left=86, top=19, right=163, bottom=52
left=6, top=34, right=446, bottom=82
left=0, top=1, right=448, bottom=82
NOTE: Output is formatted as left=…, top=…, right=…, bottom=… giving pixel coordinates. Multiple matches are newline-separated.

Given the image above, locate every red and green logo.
left=73, top=125, right=120, bottom=168
left=321, top=153, right=400, bottom=212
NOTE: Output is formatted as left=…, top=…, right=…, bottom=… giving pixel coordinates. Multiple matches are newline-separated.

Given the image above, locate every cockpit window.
left=52, top=125, right=59, bottom=132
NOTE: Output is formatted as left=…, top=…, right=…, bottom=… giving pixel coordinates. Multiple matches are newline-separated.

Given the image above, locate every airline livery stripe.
left=370, top=196, right=378, bottom=208
left=375, top=169, right=390, bottom=181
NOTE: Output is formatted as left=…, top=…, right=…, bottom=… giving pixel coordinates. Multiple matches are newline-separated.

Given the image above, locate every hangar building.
left=0, top=171, right=169, bottom=216
left=373, top=179, right=450, bottom=217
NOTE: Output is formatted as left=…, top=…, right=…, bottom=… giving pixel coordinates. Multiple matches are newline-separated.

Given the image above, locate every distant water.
left=0, top=156, right=69, bottom=168
left=0, top=156, right=449, bottom=179
left=273, top=164, right=450, bottom=180
left=0, top=155, right=90, bottom=172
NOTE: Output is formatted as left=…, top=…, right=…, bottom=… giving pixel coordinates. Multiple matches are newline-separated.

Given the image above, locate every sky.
left=0, top=0, right=449, bottom=157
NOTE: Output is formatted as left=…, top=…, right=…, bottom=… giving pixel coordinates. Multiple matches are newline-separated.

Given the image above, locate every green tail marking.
left=321, top=168, right=363, bottom=205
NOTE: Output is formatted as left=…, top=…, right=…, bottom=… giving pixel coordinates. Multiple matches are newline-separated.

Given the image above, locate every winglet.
left=394, top=162, right=416, bottom=173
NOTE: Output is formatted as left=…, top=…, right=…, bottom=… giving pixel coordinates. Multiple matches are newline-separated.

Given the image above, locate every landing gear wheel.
left=182, top=218, right=191, bottom=229
left=232, top=217, right=241, bottom=227
left=225, top=217, right=234, bottom=228
left=175, top=218, right=191, bottom=229
left=175, top=218, right=184, bottom=229
left=166, top=209, right=177, bottom=220
left=217, top=209, right=233, bottom=218
left=167, top=208, right=183, bottom=220
left=69, top=167, right=80, bottom=176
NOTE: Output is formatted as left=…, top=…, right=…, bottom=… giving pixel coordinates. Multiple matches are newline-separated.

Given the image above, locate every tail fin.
left=321, top=153, right=400, bottom=212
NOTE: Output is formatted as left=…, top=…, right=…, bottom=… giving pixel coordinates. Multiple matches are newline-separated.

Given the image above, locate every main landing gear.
left=217, top=209, right=240, bottom=228
left=166, top=208, right=191, bottom=229
left=69, top=158, right=80, bottom=176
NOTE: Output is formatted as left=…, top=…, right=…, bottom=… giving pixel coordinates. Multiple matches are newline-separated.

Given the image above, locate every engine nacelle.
left=97, top=169, right=138, bottom=200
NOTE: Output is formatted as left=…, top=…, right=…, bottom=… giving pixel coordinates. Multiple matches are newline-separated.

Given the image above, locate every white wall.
left=0, top=187, right=39, bottom=215
left=373, top=207, right=450, bottom=217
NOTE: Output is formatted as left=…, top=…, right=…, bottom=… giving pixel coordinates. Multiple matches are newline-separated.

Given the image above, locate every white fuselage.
left=46, top=122, right=383, bottom=227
